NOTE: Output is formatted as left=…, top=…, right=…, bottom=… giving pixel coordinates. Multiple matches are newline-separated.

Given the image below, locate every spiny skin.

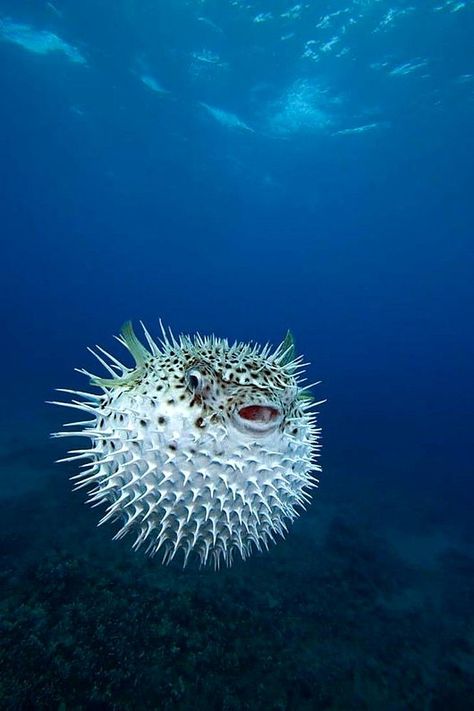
left=52, top=322, right=323, bottom=568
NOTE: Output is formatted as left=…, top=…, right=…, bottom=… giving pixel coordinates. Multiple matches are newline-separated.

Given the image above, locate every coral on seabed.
left=0, top=469, right=473, bottom=709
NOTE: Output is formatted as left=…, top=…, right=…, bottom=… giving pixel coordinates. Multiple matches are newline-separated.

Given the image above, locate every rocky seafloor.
left=0, top=436, right=473, bottom=710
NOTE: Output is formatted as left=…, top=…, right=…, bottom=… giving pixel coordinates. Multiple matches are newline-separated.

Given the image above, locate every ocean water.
left=1, top=0, right=473, bottom=708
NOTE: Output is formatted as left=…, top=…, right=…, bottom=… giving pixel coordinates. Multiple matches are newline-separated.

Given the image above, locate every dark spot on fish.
left=195, top=417, right=205, bottom=429
left=158, top=416, right=166, bottom=425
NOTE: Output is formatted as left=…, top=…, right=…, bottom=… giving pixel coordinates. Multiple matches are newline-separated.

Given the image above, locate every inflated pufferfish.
left=52, top=322, right=323, bottom=568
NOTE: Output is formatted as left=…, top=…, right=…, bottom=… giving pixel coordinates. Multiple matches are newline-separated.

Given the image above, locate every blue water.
left=1, top=1, right=473, bottom=708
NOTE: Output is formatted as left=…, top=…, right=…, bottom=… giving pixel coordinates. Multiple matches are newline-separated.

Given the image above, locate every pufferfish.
left=52, top=322, right=323, bottom=568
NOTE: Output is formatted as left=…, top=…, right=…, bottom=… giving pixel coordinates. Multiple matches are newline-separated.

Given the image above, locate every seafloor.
left=0, top=428, right=473, bottom=710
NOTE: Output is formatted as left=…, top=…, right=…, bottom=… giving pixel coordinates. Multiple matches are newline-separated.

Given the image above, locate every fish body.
left=140, top=74, right=169, bottom=94
left=52, top=323, right=322, bottom=568
left=200, top=102, right=255, bottom=133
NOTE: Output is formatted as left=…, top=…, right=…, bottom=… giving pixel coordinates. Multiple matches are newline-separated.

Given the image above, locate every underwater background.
left=1, top=0, right=473, bottom=708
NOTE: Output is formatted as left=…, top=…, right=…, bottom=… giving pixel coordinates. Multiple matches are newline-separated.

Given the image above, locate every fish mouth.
left=233, top=404, right=282, bottom=435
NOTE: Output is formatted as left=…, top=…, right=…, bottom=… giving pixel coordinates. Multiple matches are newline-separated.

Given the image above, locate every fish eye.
left=186, top=368, right=205, bottom=393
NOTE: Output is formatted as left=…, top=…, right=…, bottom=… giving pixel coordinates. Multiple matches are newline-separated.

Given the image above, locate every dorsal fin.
left=278, top=330, right=296, bottom=366
left=120, top=321, right=149, bottom=367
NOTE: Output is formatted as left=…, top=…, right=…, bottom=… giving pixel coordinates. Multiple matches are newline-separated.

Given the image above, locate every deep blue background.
left=1, top=0, right=473, bottom=526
